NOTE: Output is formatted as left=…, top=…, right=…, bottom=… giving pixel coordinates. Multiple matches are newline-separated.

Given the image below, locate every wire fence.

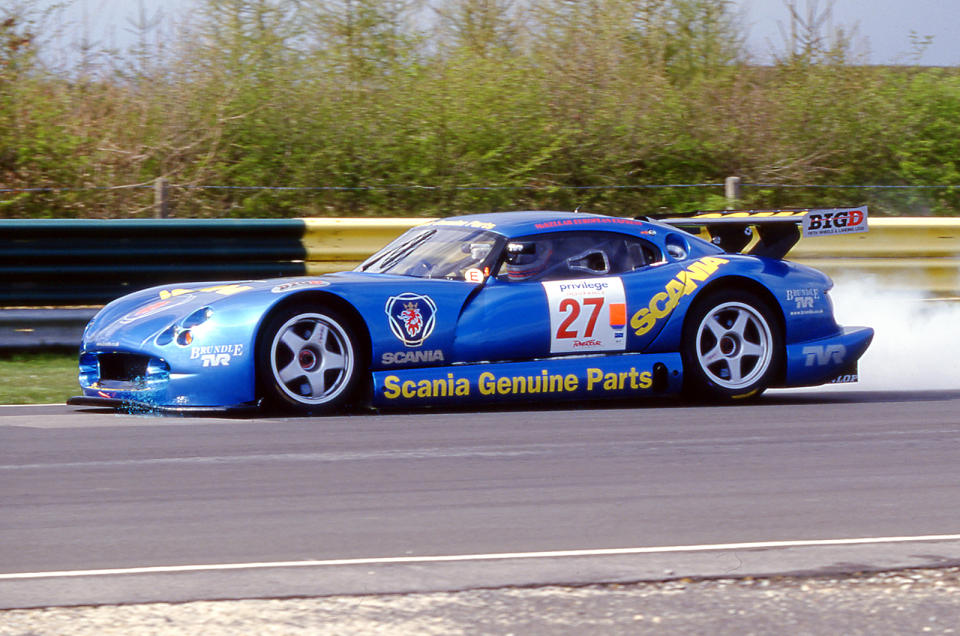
left=1, top=179, right=958, bottom=218
left=3, top=182, right=960, bottom=194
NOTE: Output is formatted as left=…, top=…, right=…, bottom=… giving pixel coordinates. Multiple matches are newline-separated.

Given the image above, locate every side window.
left=497, top=232, right=662, bottom=282
left=622, top=237, right=664, bottom=271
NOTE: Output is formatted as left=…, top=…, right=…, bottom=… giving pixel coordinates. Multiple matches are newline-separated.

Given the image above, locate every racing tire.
left=681, top=289, right=783, bottom=402
left=256, top=305, right=364, bottom=414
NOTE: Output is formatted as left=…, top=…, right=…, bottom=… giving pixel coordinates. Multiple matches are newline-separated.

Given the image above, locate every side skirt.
left=371, top=353, right=684, bottom=408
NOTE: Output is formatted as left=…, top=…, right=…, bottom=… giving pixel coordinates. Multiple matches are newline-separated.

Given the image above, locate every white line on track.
left=5, top=534, right=960, bottom=581
left=0, top=403, right=64, bottom=408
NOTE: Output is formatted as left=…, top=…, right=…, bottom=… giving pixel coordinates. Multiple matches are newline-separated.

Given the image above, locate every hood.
left=81, top=271, right=464, bottom=352
left=83, top=279, right=285, bottom=350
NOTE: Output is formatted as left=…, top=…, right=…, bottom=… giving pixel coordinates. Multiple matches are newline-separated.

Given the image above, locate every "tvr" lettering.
left=802, top=344, right=846, bottom=367
left=201, top=353, right=231, bottom=367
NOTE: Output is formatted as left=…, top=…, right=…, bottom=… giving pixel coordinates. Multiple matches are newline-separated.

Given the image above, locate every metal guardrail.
left=0, top=218, right=307, bottom=306
left=0, top=218, right=309, bottom=349
left=301, top=218, right=960, bottom=295
left=791, top=218, right=960, bottom=296
left=0, top=309, right=99, bottom=350
left=1, top=216, right=957, bottom=349
left=302, top=218, right=426, bottom=273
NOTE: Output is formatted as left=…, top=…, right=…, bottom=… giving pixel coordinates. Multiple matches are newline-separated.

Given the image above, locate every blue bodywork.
left=73, top=211, right=873, bottom=413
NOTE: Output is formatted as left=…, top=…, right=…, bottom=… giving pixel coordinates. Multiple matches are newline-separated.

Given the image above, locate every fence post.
left=724, top=176, right=742, bottom=209
left=154, top=178, right=170, bottom=218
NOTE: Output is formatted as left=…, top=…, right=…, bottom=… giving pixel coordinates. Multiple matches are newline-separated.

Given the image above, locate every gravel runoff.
left=3, top=568, right=960, bottom=635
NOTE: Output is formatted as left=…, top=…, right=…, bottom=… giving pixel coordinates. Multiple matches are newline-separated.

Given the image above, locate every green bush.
left=0, top=0, right=957, bottom=218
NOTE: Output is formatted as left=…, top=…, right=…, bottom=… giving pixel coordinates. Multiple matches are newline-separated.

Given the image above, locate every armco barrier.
left=300, top=218, right=427, bottom=274
left=0, top=218, right=308, bottom=306
left=790, top=218, right=960, bottom=296
left=300, top=217, right=960, bottom=296
left=0, top=308, right=99, bottom=349
left=0, top=216, right=957, bottom=349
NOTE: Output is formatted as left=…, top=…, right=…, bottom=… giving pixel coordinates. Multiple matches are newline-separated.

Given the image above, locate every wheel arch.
left=257, top=291, right=372, bottom=360
left=254, top=290, right=374, bottom=407
left=686, top=275, right=787, bottom=386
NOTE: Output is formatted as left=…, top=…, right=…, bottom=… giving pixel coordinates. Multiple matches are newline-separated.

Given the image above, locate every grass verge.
left=0, top=352, right=78, bottom=405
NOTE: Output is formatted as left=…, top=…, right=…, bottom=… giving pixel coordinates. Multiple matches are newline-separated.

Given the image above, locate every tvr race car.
left=69, top=208, right=873, bottom=415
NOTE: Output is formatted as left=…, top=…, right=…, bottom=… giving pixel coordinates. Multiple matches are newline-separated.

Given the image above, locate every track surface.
left=3, top=389, right=960, bottom=608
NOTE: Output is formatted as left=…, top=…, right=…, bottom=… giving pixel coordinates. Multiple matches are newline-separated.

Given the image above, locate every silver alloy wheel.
left=694, top=301, right=774, bottom=390
left=269, top=312, right=355, bottom=405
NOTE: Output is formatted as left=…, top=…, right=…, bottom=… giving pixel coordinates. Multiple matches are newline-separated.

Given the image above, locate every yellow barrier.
left=301, top=217, right=960, bottom=295
left=793, top=219, right=960, bottom=295
left=302, top=217, right=426, bottom=274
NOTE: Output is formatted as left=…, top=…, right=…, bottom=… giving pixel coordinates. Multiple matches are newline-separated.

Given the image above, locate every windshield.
left=358, top=226, right=505, bottom=281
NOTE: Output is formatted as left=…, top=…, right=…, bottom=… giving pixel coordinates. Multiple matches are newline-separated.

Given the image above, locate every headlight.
left=155, top=307, right=213, bottom=347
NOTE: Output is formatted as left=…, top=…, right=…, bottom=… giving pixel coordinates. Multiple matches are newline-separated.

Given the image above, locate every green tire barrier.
left=0, top=218, right=307, bottom=306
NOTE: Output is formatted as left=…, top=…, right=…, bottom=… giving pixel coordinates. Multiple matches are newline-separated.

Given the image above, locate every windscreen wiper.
left=361, top=229, right=437, bottom=272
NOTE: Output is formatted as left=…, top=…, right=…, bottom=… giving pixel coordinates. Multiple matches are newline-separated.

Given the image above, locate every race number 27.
left=542, top=277, right=627, bottom=354
left=556, top=297, right=604, bottom=339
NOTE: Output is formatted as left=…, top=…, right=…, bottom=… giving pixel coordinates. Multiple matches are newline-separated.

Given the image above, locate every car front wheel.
left=257, top=306, right=363, bottom=413
left=682, top=290, right=782, bottom=401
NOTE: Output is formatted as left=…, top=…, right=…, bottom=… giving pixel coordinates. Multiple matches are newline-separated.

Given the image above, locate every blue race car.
left=69, top=209, right=873, bottom=415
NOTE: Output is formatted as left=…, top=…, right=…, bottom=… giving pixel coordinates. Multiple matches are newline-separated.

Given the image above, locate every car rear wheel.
left=682, top=290, right=782, bottom=401
left=257, top=306, right=362, bottom=413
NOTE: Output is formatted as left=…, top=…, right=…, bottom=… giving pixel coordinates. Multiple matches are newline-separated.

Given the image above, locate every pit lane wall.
left=1, top=216, right=957, bottom=348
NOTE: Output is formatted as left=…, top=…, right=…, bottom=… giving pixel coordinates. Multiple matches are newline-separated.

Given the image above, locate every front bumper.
left=76, top=344, right=258, bottom=411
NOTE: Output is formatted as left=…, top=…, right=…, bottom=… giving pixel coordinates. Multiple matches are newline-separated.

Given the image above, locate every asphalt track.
left=3, top=389, right=960, bottom=609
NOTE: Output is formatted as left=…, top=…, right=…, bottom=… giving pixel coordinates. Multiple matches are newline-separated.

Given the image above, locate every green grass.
left=0, top=352, right=78, bottom=405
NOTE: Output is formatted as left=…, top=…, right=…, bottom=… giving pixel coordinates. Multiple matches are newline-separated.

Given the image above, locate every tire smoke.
left=825, top=278, right=960, bottom=391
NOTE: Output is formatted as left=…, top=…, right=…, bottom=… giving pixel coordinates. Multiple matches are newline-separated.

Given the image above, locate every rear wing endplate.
left=649, top=206, right=868, bottom=259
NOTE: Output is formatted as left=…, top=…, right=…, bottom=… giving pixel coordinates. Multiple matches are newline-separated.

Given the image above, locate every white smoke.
left=821, top=277, right=960, bottom=391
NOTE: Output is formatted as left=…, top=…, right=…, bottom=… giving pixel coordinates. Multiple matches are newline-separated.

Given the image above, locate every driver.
left=503, top=240, right=553, bottom=281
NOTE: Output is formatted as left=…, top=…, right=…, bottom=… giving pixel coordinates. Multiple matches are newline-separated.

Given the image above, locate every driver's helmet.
left=504, top=240, right=553, bottom=281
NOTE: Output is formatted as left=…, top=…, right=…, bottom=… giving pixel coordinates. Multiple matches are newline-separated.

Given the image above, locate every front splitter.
left=67, top=396, right=261, bottom=416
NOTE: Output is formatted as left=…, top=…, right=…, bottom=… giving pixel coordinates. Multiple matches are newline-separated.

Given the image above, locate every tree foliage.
left=0, top=0, right=958, bottom=218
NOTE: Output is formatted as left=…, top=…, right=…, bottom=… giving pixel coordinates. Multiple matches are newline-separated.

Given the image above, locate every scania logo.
left=385, top=293, right=437, bottom=347
left=381, top=349, right=445, bottom=365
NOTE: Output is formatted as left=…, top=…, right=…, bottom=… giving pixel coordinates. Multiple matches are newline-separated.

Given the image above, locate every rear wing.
left=649, top=206, right=868, bottom=259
